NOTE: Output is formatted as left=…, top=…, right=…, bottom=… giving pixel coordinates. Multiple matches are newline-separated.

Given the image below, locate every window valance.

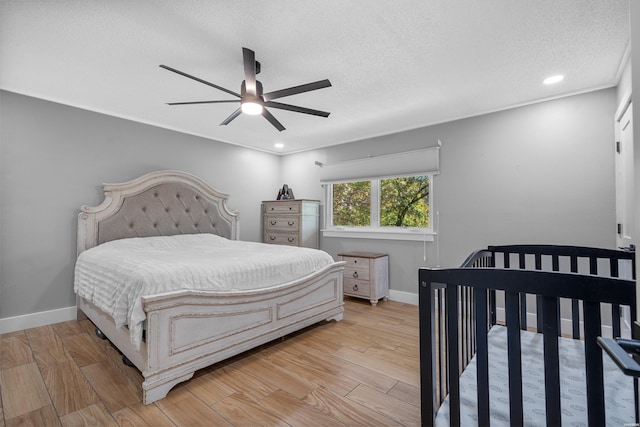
left=318, top=146, right=440, bottom=184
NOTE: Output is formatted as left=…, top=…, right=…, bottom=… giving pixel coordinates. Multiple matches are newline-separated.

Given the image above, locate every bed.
left=74, top=170, right=344, bottom=405
left=419, top=245, right=637, bottom=426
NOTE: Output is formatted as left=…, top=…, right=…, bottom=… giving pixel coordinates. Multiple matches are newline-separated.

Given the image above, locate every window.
left=325, top=174, right=433, bottom=241
left=318, top=146, right=439, bottom=241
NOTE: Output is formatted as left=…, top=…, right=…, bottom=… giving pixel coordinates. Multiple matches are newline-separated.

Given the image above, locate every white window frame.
left=322, top=174, right=436, bottom=242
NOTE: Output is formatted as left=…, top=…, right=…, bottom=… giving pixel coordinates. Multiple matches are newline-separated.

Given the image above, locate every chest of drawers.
left=262, top=200, right=320, bottom=249
left=338, top=252, right=389, bottom=306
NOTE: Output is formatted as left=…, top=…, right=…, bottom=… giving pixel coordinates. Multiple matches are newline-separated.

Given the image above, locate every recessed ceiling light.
left=274, top=143, right=284, bottom=149
left=543, top=75, right=564, bottom=85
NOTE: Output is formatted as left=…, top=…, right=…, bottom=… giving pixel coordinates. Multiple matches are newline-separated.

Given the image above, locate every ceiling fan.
left=160, top=48, right=332, bottom=131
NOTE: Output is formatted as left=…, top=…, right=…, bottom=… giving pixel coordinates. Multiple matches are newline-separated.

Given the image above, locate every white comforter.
left=74, top=234, right=335, bottom=349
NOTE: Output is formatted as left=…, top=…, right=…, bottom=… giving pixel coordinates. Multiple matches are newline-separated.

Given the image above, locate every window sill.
left=322, top=228, right=436, bottom=242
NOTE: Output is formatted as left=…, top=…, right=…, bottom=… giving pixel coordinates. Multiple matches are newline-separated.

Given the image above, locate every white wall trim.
left=389, top=289, right=418, bottom=305
left=0, top=306, right=77, bottom=334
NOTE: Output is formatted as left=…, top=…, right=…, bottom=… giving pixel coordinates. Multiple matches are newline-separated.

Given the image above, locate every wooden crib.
left=419, top=245, right=637, bottom=426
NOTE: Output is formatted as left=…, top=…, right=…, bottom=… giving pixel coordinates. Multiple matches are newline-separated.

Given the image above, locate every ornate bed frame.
left=76, top=170, right=344, bottom=404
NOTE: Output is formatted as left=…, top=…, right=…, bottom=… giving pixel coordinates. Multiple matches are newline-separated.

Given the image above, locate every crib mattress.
left=435, top=325, right=635, bottom=426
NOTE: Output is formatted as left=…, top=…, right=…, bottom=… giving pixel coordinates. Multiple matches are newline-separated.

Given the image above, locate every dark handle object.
left=353, top=284, right=358, bottom=291
left=597, top=337, right=640, bottom=377
left=352, top=271, right=359, bottom=278
left=288, top=237, right=295, bottom=242
left=270, top=221, right=277, bottom=226
left=269, top=236, right=276, bottom=241
left=288, top=221, right=294, bottom=226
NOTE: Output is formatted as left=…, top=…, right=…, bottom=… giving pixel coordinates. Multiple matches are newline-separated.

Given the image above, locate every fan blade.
left=262, top=79, right=331, bottom=101
left=242, top=48, right=257, bottom=96
left=264, top=101, right=330, bottom=117
left=220, top=108, right=242, bottom=126
left=160, top=65, right=241, bottom=98
left=262, top=108, right=285, bottom=131
left=167, top=100, right=240, bottom=105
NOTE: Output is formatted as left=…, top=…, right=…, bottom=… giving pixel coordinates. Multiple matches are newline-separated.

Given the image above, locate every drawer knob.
left=269, top=236, right=276, bottom=241
left=354, top=260, right=357, bottom=264
left=352, top=271, right=358, bottom=278
left=288, top=221, right=294, bottom=226
left=288, top=237, right=295, bottom=242
left=270, top=221, right=277, bottom=226
left=353, top=284, right=358, bottom=291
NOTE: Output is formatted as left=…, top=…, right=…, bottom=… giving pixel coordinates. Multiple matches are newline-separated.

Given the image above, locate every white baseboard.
left=0, top=306, right=77, bottom=334
left=3, top=290, right=420, bottom=334
left=389, top=290, right=418, bottom=305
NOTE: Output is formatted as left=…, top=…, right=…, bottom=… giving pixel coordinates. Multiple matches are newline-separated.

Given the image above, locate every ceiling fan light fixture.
left=241, top=100, right=263, bottom=115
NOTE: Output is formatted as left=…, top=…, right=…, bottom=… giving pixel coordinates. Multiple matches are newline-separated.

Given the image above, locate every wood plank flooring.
left=0, top=299, right=420, bottom=426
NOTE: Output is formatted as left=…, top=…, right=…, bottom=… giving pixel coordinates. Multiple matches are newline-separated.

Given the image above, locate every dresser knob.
left=269, top=236, right=276, bottom=241
left=288, top=221, right=294, bottom=226
left=288, top=237, right=295, bottom=242
left=270, top=221, right=277, bottom=226
left=352, top=271, right=358, bottom=278
left=353, top=284, right=358, bottom=291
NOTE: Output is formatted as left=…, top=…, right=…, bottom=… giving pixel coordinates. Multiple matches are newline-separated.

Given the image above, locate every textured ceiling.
left=0, top=1, right=630, bottom=154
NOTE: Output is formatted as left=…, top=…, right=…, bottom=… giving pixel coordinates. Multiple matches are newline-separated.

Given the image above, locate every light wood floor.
left=0, top=298, right=420, bottom=426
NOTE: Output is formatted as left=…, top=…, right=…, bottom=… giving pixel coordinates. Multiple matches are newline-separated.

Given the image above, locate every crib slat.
left=520, top=294, right=527, bottom=331
left=475, top=289, right=490, bottom=427
left=583, top=300, right=605, bottom=426
left=505, top=291, right=524, bottom=427
left=440, top=289, right=448, bottom=406
left=612, top=304, right=621, bottom=338
left=541, top=295, right=561, bottom=426
left=571, top=299, right=580, bottom=339
left=419, top=280, right=437, bottom=427
left=536, top=295, right=543, bottom=331
left=447, top=284, right=461, bottom=427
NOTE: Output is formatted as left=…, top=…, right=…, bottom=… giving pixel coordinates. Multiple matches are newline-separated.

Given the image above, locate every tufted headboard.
left=77, top=170, right=239, bottom=255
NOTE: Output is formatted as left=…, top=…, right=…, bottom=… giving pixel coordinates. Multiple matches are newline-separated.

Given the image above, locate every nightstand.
left=338, top=252, right=389, bottom=306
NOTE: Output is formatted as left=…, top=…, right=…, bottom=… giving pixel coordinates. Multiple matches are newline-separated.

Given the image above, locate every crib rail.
left=419, top=267, right=636, bottom=427
left=488, top=245, right=636, bottom=338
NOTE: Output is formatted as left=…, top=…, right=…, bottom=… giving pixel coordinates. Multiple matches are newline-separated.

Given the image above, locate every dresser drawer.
left=265, top=216, right=299, bottom=231
left=343, top=279, right=370, bottom=297
left=265, top=234, right=298, bottom=245
left=264, top=202, right=300, bottom=214
left=343, top=267, right=370, bottom=281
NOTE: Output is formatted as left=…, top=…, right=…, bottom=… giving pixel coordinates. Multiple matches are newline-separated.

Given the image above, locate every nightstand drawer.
left=265, top=234, right=298, bottom=245
left=343, top=279, right=370, bottom=297
left=265, top=216, right=299, bottom=231
left=343, top=267, right=370, bottom=281
left=342, top=256, right=371, bottom=269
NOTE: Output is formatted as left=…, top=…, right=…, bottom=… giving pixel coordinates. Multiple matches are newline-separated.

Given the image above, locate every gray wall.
left=0, top=90, right=280, bottom=319
left=0, top=86, right=619, bottom=320
left=283, top=88, right=618, bottom=295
